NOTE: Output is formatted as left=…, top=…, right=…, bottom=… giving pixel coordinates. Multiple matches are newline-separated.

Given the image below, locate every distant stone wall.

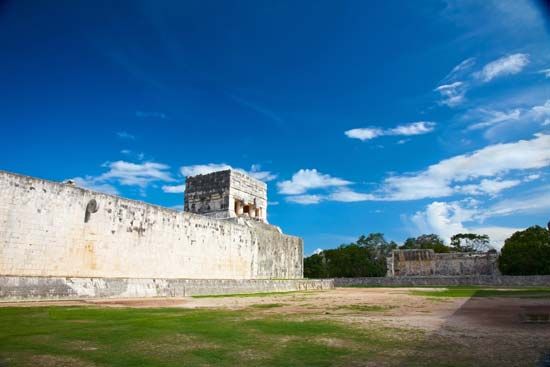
left=0, top=171, right=302, bottom=280
left=334, top=276, right=550, bottom=287
left=387, top=249, right=499, bottom=277
left=0, top=276, right=334, bottom=301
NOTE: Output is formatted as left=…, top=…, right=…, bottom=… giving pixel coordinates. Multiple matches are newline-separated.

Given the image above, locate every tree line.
left=304, top=225, right=550, bottom=278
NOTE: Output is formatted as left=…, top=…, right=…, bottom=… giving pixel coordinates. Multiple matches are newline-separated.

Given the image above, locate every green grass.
left=0, top=306, right=425, bottom=367
left=335, top=304, right=397, bottom=312
left=248, top=303, right=286, bottom=309
left=409, top=286, right=550, bottom=298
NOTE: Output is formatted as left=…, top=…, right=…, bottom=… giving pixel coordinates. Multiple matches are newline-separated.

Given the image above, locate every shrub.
left=499, top=225, right=550, bottom=275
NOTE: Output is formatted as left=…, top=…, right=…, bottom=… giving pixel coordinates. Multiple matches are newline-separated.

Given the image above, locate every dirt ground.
left=3, top=287, right=550, bottom=366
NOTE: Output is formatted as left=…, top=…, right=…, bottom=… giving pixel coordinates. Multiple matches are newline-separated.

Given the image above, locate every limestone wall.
left=0, top=171, right=303, bottom=280
left=334, top=276, right=550, bottom=287
left=0, top=277, right=332, bottom=301
left=388, top=249, right=498, bottom=277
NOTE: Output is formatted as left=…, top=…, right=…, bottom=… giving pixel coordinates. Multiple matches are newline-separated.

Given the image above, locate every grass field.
left=409, top=286, right=550, bottom=298
left=1, top=286, right=549, bottom=367
left=0, top=306, right=428, bottom=367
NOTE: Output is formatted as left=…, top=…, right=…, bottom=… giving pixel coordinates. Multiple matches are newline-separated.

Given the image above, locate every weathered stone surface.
left=184, top=169, right=268, bottom=222
left=386, top=249, right=499, bottom=277
left=334, top=276, right=550, bottom=287
left=0, top=276, right=334, bottom=301
left=0, top=170, right=302, bottom=280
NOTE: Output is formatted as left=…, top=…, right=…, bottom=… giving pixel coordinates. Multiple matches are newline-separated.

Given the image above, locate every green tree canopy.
left=450, top=233, right=492, bottom=253
left=498, top=225, right=550, bottom=275
left=399, top=234, right=450, bottom=253
left=304, top=233, right=394, bottom=278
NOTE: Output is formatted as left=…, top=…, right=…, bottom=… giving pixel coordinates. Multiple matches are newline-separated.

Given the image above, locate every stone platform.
left=0, top=277, right=334, bottom=301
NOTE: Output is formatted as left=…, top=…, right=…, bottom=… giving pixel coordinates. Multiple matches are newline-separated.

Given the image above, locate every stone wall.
left=184, top=170, right=268, bottom=222
left=184, top=170, right=231, bottom=219
left=0, top=276, right=333, bottom=301
left=0, top=170, right=302, bottom=280
left=387, top=249, right=499, bottom=277
left=334, top=276, right=550, bottom=287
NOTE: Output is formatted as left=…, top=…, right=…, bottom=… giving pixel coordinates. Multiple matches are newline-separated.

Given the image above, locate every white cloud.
left=531, top=100, right=550, bottom=126
left=524, top=173, right=540, bottom=182
left=277, top=169, right=351, bottom=195
left=249, top=164, right=278, bottom=181
left=162, top=184, right=186, bottom=194
left=116, top=131, right=136, bottom=140
left=467, top=108, right=521, bottom=130
left=410, top=200, right=521, bottom=248
left=70, top=176, right=119, bottom=196
left=453, top=178, right=521, bottom=196
left=345, top=121, right=435, bottom=141
left=69, top=160, right=174, bottom=196
left=100, top=161, right=173, bottom=188
left=538, top=68, right=550, bottom=78
left=483, top=185, right=550, bottom=218
left=180, top=163, right=277, bottom=182
left=344, top=128, right=383, bottom=141
left=443, top=58, right=477, bottom=82
left=397, top=139, right=410, bottom=145
left=312, top=248, right=324, bottom=255
left=328, top=190, right=375, bottom=202
left=285, top=194, right=323, bottom=205
left=381, top=134, right=550, bottom=200
left=388, top=121, right=436, bottom=135
left=475, top=53, right=529, bottom=82
left=434, top=82, right=467, bottom=107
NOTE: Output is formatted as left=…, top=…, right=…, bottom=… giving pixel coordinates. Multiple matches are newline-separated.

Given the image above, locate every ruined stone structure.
left=0, top=170, right=332, bottom=300
left=386, top=249, right=499, bottom=277
left=184, top=170, right=267, bottom=223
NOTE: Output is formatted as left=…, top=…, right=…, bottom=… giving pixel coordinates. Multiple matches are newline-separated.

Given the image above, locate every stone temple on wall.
left=0, top=169, right=331, bottom=301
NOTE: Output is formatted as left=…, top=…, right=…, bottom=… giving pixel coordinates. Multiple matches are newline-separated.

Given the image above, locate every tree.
left=303, top=233, right=394, bottom=278
left=450, top=233, right=492, bottom=253
left=399, top=234, right=450, bottom=253
left=303, top=253, right=327, bottom=278
left=356, top=233, right=398, bottom=258
left=499, top=226, right=550, bottom=275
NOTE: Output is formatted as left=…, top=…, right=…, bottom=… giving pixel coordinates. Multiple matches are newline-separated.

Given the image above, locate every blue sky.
left=1, top=0, right=549, bottom=254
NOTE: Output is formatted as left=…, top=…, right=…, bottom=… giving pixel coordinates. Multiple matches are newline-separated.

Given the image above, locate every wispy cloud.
left=475, top=53, right=529, bottom=82
left=70, top=177, right=119, bottom=196
left=345, top=121, right=436, bottom=141
left=460, top=99, right=550, bottom=134
left=277, top=169, right=351, bottom=195
left=434, top=82, right=467, bottom=107
left=380, top=134, right=550, bottom=200
left=435, top=53, right=531, bottom=108
left=120, top=149, right=146, bottom=161
left=285, top=194, right=324, bottom=205
left=466, top=108, right=521, bottom=130
left=69, top=160, right=175, bottom=196
left=162, top=184, right=186, bottom=194
left=539, top=68, right=550, bottom=78
left=116, top=131, right=136, bottom=140
left=442, top=57, right=477, bottom=83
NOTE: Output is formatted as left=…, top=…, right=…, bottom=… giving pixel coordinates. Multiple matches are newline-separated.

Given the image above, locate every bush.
left=498, top=226, right=550, bottom=275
